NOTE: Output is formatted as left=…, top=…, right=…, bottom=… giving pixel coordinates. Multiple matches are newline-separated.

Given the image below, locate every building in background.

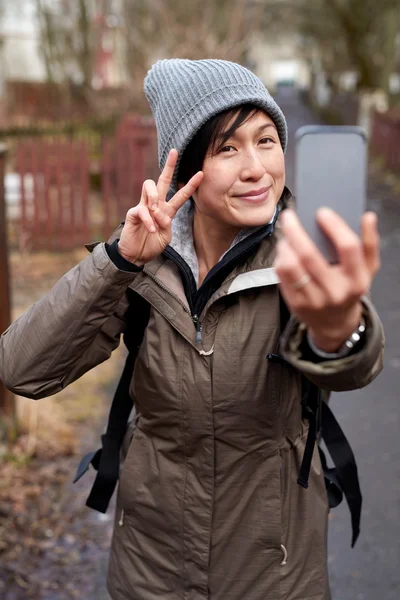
left=0, top=0, right=128, bottom=124
left=0, top=1, right=46, bottom=95
left=248, top=32, right=310, bottom=92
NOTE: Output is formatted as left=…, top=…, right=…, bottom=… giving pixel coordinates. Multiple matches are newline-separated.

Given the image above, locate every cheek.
left=269, top=150, right=285, bottom=180
left=197, top=165, right=233, bottom=201
left=268, top=152, right=286, bottom=197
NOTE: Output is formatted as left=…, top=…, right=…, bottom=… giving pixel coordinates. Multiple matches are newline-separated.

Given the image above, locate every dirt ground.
left=0, top=249, right=122, bottom=599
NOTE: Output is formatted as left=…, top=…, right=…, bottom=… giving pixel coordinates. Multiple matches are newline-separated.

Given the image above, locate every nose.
left=239, top=148, right=265, bottom=181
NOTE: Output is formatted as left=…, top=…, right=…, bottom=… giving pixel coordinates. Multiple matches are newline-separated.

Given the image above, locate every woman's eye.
left=219, top=145, right=235, bottom=153
left=260, top=137, right=275, bottom=145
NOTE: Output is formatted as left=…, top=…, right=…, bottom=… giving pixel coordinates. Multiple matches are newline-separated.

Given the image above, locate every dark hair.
left=177, top=103, right=263, bottom=185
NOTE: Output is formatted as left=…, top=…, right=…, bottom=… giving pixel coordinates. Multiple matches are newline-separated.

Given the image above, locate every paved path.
left=277, top=88, right=400, bottom=600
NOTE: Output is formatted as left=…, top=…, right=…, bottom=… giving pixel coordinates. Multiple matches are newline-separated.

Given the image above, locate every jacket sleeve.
left=0, top=240, right=139, bottom=400
left=279, top=295, right=384, bottom=391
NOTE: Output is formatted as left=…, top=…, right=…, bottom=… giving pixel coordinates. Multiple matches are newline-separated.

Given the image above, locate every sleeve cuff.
left=299, top=328, right=366, bottom=363
left=105, top=239, right=144, bottom=273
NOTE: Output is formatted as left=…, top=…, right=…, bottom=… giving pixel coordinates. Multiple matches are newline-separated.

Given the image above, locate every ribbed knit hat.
left=144, top=58, right=288, bottom=190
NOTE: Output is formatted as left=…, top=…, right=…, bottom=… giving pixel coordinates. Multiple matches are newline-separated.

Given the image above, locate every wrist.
left=306, top=316, right=366, bottom=359
left=307, top=304, right=363, bottom=353
left=105, top=240, right=144, bottom=273
left=117, top=242, right=145, bottom=267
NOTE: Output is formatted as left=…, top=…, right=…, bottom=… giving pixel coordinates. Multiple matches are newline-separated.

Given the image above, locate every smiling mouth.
left=234, top=186, right=271, bottom=204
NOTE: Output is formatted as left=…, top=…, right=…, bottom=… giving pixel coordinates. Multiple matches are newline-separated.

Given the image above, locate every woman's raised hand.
left=118, top=149, right=203, bottom=266
left=274, top=208, right=380, bottom=352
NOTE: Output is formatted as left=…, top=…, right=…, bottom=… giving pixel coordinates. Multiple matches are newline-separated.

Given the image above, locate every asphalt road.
left=277, top=88, right=400, bottom=600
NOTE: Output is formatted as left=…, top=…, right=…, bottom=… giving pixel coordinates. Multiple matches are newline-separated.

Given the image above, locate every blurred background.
left=0, top=1, right=399, bottom=598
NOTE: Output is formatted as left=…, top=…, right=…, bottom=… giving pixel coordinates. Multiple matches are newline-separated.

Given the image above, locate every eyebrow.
left=256, top=123, right=277, bottom=133
left=228, top=122, right=278, bottom=140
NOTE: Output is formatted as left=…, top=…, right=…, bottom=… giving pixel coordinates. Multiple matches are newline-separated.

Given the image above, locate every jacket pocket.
left=279, top=448, right=289, bottom=566
left=118, top=426, right=146, bottom=514
left=120, top=419, right=136, bottom=466
left=268, top=354, right=302, bottom=443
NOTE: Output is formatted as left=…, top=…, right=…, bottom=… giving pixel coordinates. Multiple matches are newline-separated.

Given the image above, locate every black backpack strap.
left=297, top=383, right=362, bottom=546
left=320, top=401, right=362, bottom=547
left=277, top=294, right=362, bottom=545
left=73, top=292, right=150, bottom=513
left=277, top=294, right=322, bottom=489
left=318, top=445, right=343, bottom=509
left=297, top=377, right=321, bottom=489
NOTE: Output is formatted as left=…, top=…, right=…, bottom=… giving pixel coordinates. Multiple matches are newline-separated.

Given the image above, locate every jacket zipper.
left=163, top=212, right=278, bottom=324
left=192, top=314, right=203, bottom=343
left=141, top=270, right=205, bottom=346
left=144, top=269, right=192, bottom=318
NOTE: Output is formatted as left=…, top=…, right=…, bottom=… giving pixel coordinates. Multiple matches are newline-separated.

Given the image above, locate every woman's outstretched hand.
left=274, top=208, right=380, bottom=352
left=118, top=149, right=203, bottom=266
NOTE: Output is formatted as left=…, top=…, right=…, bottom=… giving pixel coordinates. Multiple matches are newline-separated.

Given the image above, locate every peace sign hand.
left=117, top=149, right=203, bottom=266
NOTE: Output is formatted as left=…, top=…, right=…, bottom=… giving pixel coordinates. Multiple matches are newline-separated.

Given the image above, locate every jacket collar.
left=168, top=195, right=282, bottom=289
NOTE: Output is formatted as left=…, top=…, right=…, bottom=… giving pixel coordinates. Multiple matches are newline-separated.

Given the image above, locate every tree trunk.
left=379, top=9, right=399, bottom=94
left=78, top=0, right=93, bottom=89
left=358, top=89, right=388, bottom=137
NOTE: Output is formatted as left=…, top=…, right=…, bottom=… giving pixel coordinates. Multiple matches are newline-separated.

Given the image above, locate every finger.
left=142, top=179, right=159, bottom=210
left=157, top=149, right=179, bottom=201
left=275, top=237, right=311, bottom=291
left=280, top=209, right=329, bottom=286
left=137, top=204, right=156, bottom=233
left=274, top=237, right=303, bottom=279
left=316, top=208, right=368, bottom=282
left=167, top=171, right=204, bottom=215
left=152, top=206, right=171, bottom=231
left=275, top=238, right=321, bottom=305
left=361, top=211, right=380, bottom=277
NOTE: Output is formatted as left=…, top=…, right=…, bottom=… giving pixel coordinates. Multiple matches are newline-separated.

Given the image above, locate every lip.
left=234, top=186, right=271, bottom=204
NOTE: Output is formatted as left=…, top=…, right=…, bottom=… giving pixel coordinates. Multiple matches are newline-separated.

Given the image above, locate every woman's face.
left=193, top=110, right=285, bottom=229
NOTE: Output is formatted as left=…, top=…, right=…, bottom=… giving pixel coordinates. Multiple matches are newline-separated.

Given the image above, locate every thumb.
left=167, top=171, right=203, bottom=215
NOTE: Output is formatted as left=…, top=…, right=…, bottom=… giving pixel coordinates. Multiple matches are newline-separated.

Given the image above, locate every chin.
left=234, top=203, right=278, bottom=228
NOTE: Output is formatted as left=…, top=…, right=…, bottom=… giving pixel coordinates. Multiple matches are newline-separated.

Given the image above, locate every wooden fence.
left=102, top=115, right=158, bottom=237
left=15, top=140, right=90, bottom=251
left=6, top=114, right=158, bottom=250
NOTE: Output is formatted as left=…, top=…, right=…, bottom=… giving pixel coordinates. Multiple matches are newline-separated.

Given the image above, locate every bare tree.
left=33, top=0, right=266, bottom=113
left=268, top=0, right=399, bottom=89
left=121, top=0, right=264, bottom=111
left=327, top=0, right=399, bottom=93
left=262, top=0, right=400, bottom=130
left=35, top=0, right=98, bottom=88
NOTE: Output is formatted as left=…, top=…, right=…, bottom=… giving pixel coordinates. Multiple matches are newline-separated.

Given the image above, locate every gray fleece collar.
left=169, top=200, right=276, bottom=288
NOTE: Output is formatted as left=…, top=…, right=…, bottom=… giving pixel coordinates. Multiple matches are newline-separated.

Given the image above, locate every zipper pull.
left=119, top=509, right=124, bottom=526
left=193, top=315, right=203, bottom=344
left=266, top=353, right=288, bottom=366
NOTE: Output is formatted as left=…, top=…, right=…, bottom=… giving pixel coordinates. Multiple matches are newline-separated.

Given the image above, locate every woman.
left=0, top=59, right=384, bottom=600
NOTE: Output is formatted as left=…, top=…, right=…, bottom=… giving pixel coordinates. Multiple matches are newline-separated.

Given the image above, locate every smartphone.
left=294, top=125, right=368, bottom=263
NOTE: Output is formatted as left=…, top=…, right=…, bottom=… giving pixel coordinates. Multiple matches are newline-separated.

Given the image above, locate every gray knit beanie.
left=144, top=58, right=288, bottom=190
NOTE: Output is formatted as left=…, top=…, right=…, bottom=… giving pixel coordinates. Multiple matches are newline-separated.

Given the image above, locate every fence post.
left=0, top=143, right=15, bottom=440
